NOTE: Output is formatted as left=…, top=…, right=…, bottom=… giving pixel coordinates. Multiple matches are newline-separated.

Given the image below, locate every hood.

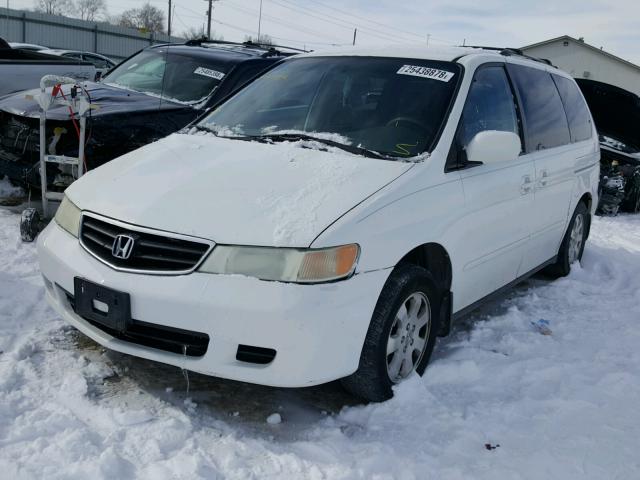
left=0, top=82, right=187, bottom=120
left=576, top=79, right=640, bottom=153
left=67, top=133, right=414, bottom=247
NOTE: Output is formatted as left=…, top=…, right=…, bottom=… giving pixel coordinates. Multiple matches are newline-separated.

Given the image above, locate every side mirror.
left=465, top=130, right=521, bottom=165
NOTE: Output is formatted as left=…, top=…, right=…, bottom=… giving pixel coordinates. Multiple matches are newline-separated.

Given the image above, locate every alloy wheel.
left=386, top=292, right=431, bottom=383
left=568, top=213, right=585, bottom=264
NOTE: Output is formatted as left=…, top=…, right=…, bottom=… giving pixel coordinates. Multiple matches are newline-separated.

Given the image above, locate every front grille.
left=80, top=214, right=212, bottom=274
left=91, top=317, right=210, bottom=357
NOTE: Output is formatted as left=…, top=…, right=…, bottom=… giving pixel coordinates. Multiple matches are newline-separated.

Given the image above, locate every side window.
left=458, top=66, right=520, bottom=151
left=508, top=65, right=571, bottom=151
left=84, top=54, right=109, bottom=69
left=553, top=75, right=593, bottom=142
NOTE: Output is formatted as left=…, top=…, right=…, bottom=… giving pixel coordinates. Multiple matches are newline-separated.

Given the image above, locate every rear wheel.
left=341, top=264, right=441, bottom=402
left=545, top=202, right=589, bottom=278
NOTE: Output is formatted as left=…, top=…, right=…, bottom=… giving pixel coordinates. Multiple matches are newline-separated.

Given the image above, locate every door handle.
left=538, top=169, right=549, bottom=188
left=520, top=174, right=533, bottom=195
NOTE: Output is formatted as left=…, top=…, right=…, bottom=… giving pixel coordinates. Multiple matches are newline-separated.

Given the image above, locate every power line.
left=176, top=6, right=345, bottom=48
left=262, top=0, right=406, bottom=44
left=273, top=0, right=455, bottom=45
left=174, top=6, right=205, bottom=21
left=297, top=0, right=427, bottom=42
left=222, top=0, right=348, bottom=43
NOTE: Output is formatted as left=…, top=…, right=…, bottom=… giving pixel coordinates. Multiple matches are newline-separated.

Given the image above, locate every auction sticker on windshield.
left=397, top=65, right=455, bottom=82
left=194, top=67, right=226, bottom=80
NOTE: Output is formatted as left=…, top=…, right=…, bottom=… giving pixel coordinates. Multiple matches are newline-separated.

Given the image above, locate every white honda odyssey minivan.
left=38, top=45, right=599, bottom=401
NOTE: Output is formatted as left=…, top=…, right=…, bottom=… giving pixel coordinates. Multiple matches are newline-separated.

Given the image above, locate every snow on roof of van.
left=301, top=44, right=487, bottom=62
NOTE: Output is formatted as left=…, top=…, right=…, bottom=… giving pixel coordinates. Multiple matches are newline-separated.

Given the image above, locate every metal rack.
left=20, top=75, right=94, bottom=241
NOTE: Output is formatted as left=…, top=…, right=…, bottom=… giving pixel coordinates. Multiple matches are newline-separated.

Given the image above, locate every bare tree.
left=243, top=34, right=273, bottom=45
left=118, top=2, right=165, bottom=33
left=34, top=0, right=73, bottom=16
left=183, top=26, right=223, bottom=41
left=76, top=0, right=106, bottom=21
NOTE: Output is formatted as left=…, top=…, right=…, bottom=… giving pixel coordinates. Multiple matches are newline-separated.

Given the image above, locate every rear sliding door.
left=506, top=63, right=576, bottom=273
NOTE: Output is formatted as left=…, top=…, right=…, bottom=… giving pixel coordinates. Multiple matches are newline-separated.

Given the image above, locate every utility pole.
left=257, top=0, right=263, bottom=41
left=167, top=0, right=172, bottom=37
left=352, top=28, right=357, bottom=46
left=207, top=0, right=212, bottom=39
left=426, top=34, right=431, bottom=47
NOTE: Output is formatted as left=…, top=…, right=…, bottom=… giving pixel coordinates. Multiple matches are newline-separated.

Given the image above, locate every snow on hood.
left=66, top=133, right=414, bottom=247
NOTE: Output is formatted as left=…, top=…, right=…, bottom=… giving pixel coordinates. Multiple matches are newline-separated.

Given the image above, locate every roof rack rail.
left=183, top=38, right=309, bottom=56
left=463, top=45, right=556, bottom=67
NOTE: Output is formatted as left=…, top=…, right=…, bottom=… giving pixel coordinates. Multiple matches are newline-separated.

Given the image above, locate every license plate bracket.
left=74, top=277, right=131, bottom=333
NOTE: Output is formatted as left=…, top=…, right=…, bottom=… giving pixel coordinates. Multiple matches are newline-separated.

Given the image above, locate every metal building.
left=0, top=6, right=183, bottom=61
left=521, top=35, right=640, bottom=97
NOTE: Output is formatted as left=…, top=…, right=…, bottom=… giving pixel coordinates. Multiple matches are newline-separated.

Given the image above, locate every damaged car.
left=576, top=79, right=640, bottom=214
left=0, top=40, right=296, bottom=190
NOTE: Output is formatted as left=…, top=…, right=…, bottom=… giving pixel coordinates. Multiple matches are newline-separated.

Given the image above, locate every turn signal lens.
left=297, top=244, right=359, bottom=282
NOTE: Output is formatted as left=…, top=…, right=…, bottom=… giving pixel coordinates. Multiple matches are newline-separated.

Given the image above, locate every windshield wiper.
left=228, top=132, right=394, bottom=160
left=192, top=128, right=398, bottom=160
left=260, top=133, right=394, bottom=160
left=192, top=124, right=219, bottom=135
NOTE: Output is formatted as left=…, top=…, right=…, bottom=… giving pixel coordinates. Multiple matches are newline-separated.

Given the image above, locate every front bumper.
left=37, top=221, right=390, bottom=387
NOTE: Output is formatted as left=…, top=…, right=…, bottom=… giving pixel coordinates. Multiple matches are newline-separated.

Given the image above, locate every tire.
left=544, top=202, right=589, bottom=278
left=20, top=207, right=41, bottom=243
left=341, top=264, right=442, bottom=402
left=624, top=182, right=640, bottom=213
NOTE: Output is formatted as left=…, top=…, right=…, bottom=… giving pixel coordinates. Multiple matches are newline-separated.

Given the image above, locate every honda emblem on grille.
left=112, top=234, right=135, bottom=260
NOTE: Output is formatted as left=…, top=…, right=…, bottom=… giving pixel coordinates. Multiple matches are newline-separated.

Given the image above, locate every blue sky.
left=5, top=0, right=640, bottom=63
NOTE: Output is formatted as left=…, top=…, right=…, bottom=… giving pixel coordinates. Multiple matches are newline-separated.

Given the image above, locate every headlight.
left=54, top=195, right=81, bottom=237
left=198, top=244, right=360, bottom=283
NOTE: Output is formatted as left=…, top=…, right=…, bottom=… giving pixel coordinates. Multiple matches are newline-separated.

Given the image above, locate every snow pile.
left=0, top=177, right=23, bottom=198
left=1, top=208, right=640, bottom=479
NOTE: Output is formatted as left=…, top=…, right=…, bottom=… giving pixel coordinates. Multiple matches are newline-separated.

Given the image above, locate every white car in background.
left=41, top=49, right=117, bottom=79
left=8, top=42, right=49, bottom=51
left=37, top=45, right=599, bottom=402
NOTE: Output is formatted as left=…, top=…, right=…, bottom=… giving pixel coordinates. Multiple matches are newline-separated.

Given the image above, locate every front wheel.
left=20, top=208, right=42, bottom=243
left=341, top=264, right=442, bottom=402
left=545, top=202, right=589, bottom=278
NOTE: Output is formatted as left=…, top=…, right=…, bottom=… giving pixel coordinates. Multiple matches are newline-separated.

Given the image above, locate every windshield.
left=104, top=48, right=229, bottom=104
left=198, top=56, right=461, bottom=158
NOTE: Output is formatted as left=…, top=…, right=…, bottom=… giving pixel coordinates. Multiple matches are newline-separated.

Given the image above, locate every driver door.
left=452, top=64, right=536, bottom=308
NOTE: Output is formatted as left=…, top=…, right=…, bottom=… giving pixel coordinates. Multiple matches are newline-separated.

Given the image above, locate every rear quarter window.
left=508, top=64, right=571, bottom=152
left=552, top=75, right=593, bottom=143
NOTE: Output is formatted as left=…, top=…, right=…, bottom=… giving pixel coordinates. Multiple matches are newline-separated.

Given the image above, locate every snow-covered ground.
left=0, top=178, right=23, bottom=200
left=1, top=207, right=639, bottom=479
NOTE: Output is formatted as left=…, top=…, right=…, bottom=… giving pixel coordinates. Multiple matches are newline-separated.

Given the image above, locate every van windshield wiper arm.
left=192, top=124, right=219, bottom=135
left=192, top=128, right=396, bottom=160
left=243, top=133, right=394, bottom=160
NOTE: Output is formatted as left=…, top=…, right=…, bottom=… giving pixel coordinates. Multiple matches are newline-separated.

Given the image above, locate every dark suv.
left=0, top=40, right=297, bottom=189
